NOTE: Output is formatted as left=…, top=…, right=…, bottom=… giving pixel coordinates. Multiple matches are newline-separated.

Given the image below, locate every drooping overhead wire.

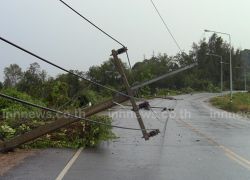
left=58, top=0, right=133, bottom=70
left=0, top=93, right=158, bottom=131
left=207, top=55, right=250, bottom=68
left=58, top=0, right=125, bottom=47
left=150, top=0, right=183, bottom=53
left=0, top=36, right=136, bottom=99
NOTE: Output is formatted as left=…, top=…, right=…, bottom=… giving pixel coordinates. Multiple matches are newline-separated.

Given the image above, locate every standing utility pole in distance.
left=207, top=53, right=223, bottom=92
left=234, top=66, right=247, bottom=91
left=205, top=29, right=233, bottom=102
left=244, top=67, right=247, bottom=91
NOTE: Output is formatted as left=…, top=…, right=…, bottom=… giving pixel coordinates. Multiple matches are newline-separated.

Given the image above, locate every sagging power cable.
left=150, top=0, right=183, bottom=53
left=58, top=0, right=125, bottom=47
left=0, top=36, right=137, bottom=100
left=0, top=93, right=158, bottom=132
left=58, top=0, right=133, bottom=70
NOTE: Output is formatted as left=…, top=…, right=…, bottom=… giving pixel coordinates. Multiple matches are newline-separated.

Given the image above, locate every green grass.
left=210, top=92, right=250, bottom=113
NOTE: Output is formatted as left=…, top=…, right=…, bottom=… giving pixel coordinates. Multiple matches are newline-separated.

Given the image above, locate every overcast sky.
left=0, top=0, right=249, bottom=81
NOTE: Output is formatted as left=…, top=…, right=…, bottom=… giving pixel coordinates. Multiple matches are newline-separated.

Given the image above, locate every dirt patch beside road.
left=0, top=149, right=38, bottom=176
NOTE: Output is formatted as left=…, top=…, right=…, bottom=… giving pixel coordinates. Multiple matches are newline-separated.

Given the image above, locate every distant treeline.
left=0, top=34, right=246, bottom=109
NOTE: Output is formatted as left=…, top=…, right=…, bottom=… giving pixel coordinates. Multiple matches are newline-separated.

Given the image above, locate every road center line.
left=55, top=147, right=83, bottom=180
left=175, top=118, right=250, bottom=170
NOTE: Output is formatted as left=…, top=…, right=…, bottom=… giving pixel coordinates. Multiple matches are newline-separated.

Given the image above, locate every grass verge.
left=210, top=92, right=250, bottom=113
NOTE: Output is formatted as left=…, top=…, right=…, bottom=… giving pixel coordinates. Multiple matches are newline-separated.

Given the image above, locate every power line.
left=0, top=93, right=157, bottom=132
left=150, top=0, right=183, bottom=53
left=208, top=56, right=250, bottom=68
left=58, top=0, right=133, bottom=70
left=58, top=0, right=125, bottom=47
left=0, top=36, right=136, bottom=100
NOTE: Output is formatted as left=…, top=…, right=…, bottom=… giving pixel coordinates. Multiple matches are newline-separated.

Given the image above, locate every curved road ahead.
left=2, top=93, right=250, bottom=180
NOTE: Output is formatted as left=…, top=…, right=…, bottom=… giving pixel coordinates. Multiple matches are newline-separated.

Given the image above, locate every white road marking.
left=55, top=147, right=83, bottom=180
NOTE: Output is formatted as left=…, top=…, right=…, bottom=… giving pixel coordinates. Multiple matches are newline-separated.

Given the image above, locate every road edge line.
left=55, top=147, right=83, bottom=180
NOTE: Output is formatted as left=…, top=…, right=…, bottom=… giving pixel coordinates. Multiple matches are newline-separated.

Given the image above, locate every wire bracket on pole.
left=110, top=47, right=128, bottom=56
left=117, top=47, right=128, bottom=55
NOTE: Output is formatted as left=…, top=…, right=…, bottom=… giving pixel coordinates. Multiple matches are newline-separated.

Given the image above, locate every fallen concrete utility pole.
left=132, top=63, right=197, bottom=90
left=0, top=55, right=197, bottom=151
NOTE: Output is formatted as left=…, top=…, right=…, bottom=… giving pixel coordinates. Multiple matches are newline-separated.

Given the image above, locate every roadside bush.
left=207, top=83, right=220, bottom=93
left=26, top=115, right=116, bottom=149
left=0, top=88, right=45, bottom=120
left=181, top=87, right=194, bottom=94
left=0, top=124, right=16, bottom=139
left=82, top=115, right=116, bottom=147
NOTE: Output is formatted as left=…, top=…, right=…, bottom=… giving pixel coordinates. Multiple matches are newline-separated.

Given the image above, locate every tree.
left=3, top=64, right=23, bottom=87
left=17, top=62, right=47, bottom=97
left=132, top=54, right=180, bottom=92
left=0, top=82, right=3, bottom=90
left=49, top=81, right=70, bottom=108
left=56, top=70, right=85, bottom=98
left=177, top=34, right=244, bottom=90
left=87, top=59, right=128, bottom=91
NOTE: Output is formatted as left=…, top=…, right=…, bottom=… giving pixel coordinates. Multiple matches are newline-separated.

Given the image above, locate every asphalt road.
left=2, top=93, right=250, bottom=180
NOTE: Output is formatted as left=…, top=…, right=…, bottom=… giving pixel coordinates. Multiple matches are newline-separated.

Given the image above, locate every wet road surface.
left=2, top=93, right=250, bottom=180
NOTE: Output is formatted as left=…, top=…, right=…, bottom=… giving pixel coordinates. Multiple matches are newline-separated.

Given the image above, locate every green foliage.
left=0, top=124, right=16, bottom=139
left=56, top=70, right=85, bottom=97
left=180, top=87, right=194, bottom=94
left=25, top=115, right=116, bottom=149
left=16, top=124, right=31, bottom=134
left=83, top=90, right=108, bottom=105
left=0, top=89, right=116, bottom=148
left=211, top=92, right=250, bottom=112
left=50, top=81, right=70, bottom=108
left=0, top=88, right=46, bottom=140
left=132, top=54, right=178, bottom=85
left=88, top=59, right=128, bottom=90
left=83, top=115, right=116, bottom=147
left=139, top=86, right=151, bottom=97
left=0, top=88, right=115, bottom=148
left=17, top=63, right=47, bottom=98
left=0, top=89, right=115, bottom=149
left=1, top=34, right=245, bottom=105
left=207, top=82, right=220, bottom=93
left=0, top=88, right=45, bottom=120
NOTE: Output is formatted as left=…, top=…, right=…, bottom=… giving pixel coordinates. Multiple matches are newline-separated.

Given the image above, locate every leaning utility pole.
left=111, top=47, right=149, bottom=140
